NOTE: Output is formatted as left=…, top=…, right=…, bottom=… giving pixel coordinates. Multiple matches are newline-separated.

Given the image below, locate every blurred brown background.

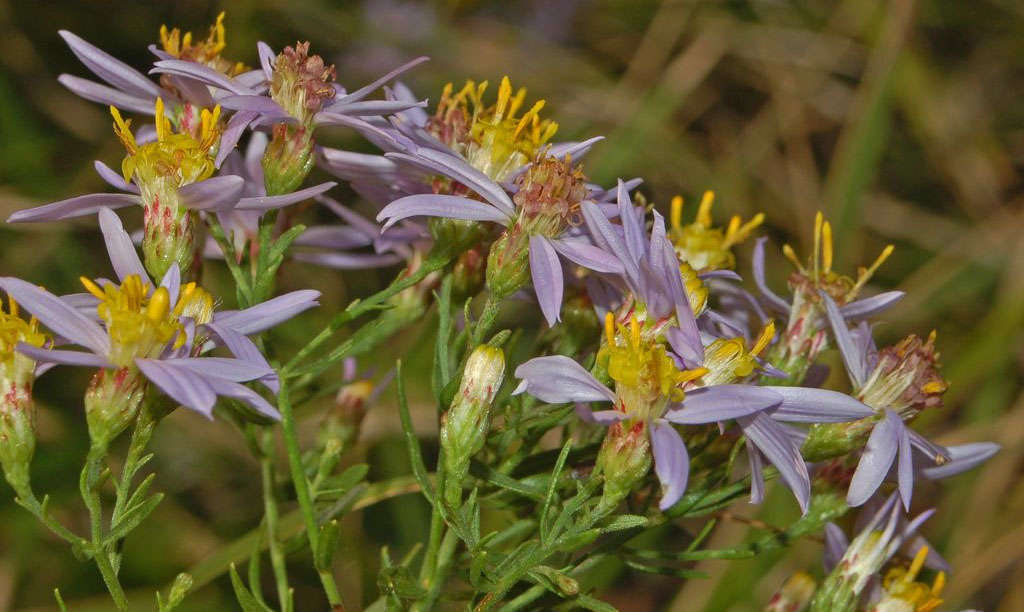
left=1, top=0, right=1022, bottom=609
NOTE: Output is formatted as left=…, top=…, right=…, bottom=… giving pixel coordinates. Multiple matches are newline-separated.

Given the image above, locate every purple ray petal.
left=752, top=238, right=791, bottom=314
left=97, top=208, right=148, bottom=282
left=15, top=343, right=111, bottom=369
left=546, top=136, right=604, bottom=160
left=652, top=420, right=689, bottom=510
left=59, top=30, right=162, bottom=99
left=235, top=182, right=336, bottom=211
left=573, top=403, right=627, bottom=425
left=665, top=385, right=783, bottom=424
left=177, top=175, right=245, bottom=211
left=204, top=378, right=280, bottom=420
left=160, top=357, right=272, bottom=383
left=216, top=94, right=289, bottom=116
left=700, top=269, right=743, bottom=281
left=330, top=99, right=427, bottom=116
left=581, top=201, right=638, bottom=285
left=159, top=264, right=181, bottom=304
left=847, top=412, right=901, bottom=507
left=822, top=523, right=848, bottom=572
left=151, top=60, right=255, bottom=95
left=93, top=160, right=138, bottom=194
left=136, top=358, right=217, bottom=418
left=0, top=278, right=109, bottom=356
left=257, top=41, right=275, bottom=80
left=822, top=292, right=868, bottom=387
left=840, top=291, right=905, bottom=320
left=529, top=235, right=564, bottom=326
left=748, top=445, right=766, bottom=504
left=738, top=412, right=811, bottom=513
left=901, top=534, right=950, bottom=573
left=58, top=75, right=155, bottom=114
left=8, top=192, right=138, bottom=223
left=617, top=181, right=646, bottom=266
left=293, top=252, right=405, bottom=269
left=335, top=57, right=429, bottom=105
left=763, top=386, right=874, bottom=423
left=376, top=194, right=507, bottom=230
left=204, top=322, right=279, bottom=393
left=216, top=110, right=258, bottom=167
left=212, top=290, right=321, bottom=335
left=385, top=150, right=515, bottom=218
left=294, top=226, right=373, bottom=250
left=921, top=442, right=999, bottom=480
left=906, top=428, right=950, bottom=466
left=513, top=355, right=616, bottom=404
left=550, top=239, right=624, bottom=274
left=897, top=415, right=914, bottom=510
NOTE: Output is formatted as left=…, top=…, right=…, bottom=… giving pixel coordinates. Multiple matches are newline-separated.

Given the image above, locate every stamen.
left=931, top=571, right=946, bottom=597
left=154, top=98, right=169, bottom=142
left=670, top=196, right=683, bottom=230
left=679, top=367, right=709, bottom=383
left=146, top=287, right=170, bottom=323
left=782, top=244, right=805, bottom=272
left=604, top=312, right=615, bottom=346
left=514, top=100, right=546, bottom=139
left=906, top=546, right=929, bottom=583
left=822, top=221, right=833, bottom=273
left=109, top=106, right=136, bottom=155
left=751, top=320, right=776, bottom=356
left=80, top=277, right=106, bottom=300
left=629, top=316, right=640, bottom=349
left=813, top=211, right=823, bottom=279
left=848, top=244, right=894, bottom=297
left=508, top=87, right=527, bottom=118
left=7, top=295, right=17, bottom=318
left=696, top=191, right=714, bottom=227
left=495, top=76, right=512, bottom=120
left=725, top=215, right=741, bottom=239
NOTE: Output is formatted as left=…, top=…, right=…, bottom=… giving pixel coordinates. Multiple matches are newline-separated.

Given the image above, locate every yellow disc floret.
left=0, top=294, right=47, bottom=385
left=80, top=275, right=214, bottom=367
left=111, top=98, right=221, bottom=188
left=600, top=313, right=707, bottom=419
left=702, top=321, right=775, bottom=386
left=428, top=76, right=558, bottom=184
left=669, top=191, right=764, bottom=271
left=879, top=546, right=945, bottom=612
left=160, top=11, right=246, bottom=77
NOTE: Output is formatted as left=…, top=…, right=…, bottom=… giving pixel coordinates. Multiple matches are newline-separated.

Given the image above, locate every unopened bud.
left=801, top=417, right=877, bottom=463
left=485, top=228, right=530, bottom=299
left=0, top=299, right=46, bottom=489
left=595, top=420, right=651, bottom=514
left=428, top=217, right=488, bottom=259
left=322, top=378, right=374, bottom=451
left=142, top=201, right=200, bottom=282
left=440, top=345, right=505, bottom=506
left=452, top=246, right=486, bottom=300
left=85, top=367, right=148, bottom=449
left=766, top=572, right=816, bottom=612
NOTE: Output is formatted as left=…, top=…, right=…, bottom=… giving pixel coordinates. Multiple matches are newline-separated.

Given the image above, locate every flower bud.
left=428, top=217, right=488, bottom=259
left=321, top=378, right=374, bottom=451
left=262, top=123, right=315, bottom=196
left=766, top=572, right=816, bottom=612
left=440, top=345, right=505, bottom=506
left=485, top=227, right=531, bottom=299
left=85, top=367, right=148, bottom=449
left=595, top=420, right=651, bottom=514
left=452, top=246, right=486, bottom=301
left=0, top=297, right=46, bottom=490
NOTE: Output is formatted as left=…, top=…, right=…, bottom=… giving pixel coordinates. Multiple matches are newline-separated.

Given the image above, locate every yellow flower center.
left=669, top=191, right=764, bottom=271
left=599, top=313, right=707, bottom=418
left=702, top=321, right=775, bottom=386
left=160, top=11, right=246, bottom=77
left=428, top=76, right=558, bottom=183
left=80, top=275, right=214, bottom=367
left=111, top=98, right=221, bottom=188
left=0, top=295, right=47, bottom=383
left=881, top=546, right=946, bottom=612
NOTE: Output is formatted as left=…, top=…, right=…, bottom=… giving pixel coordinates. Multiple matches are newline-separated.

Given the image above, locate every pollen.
left=113, top=98, right=220, bottom=187
left=160, top=12, right=246, bottom=77
left=0, top=293, right=47, bottom=370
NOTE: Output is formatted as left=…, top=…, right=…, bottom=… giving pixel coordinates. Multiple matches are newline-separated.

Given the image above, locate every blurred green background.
left=1, top=0, right=1022, bottom=610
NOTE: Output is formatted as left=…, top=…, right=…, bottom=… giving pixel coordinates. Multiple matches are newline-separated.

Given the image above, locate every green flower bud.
left=142, top=205, right=200, bottom=282
left=595, top=420, right=651, bottom=514
left=85, top=367, right=148, bottom=449
left=485, top=228, right=530, bottom=299
left=452, top=246, right=486, bottom=301
left=440, top=345, right=505, bottom=506
left=262, top=123, right=316, bottom=196
left=801, top=417, right=877, bottom=462
left=428, top=217, right=488, bottom=259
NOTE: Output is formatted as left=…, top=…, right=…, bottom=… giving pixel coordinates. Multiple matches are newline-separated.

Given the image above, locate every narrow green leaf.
left=229, top=563, right=275, bottom=612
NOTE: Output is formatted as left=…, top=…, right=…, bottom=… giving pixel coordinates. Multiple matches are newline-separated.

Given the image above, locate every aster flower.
left=751, top=213, right=906, bottom=381
left=814, top=494, right=944, bottom=612
left=514, top=312, right=873, bottom=513
left=378, top=147, right=624, bottom=325
left=810, top=294, right=998, bottom=510
left=0, top=293, right=48, bottom=487
left=0, top=209, right=320, bottom=428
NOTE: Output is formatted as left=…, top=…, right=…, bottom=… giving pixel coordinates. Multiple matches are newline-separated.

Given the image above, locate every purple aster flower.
left=0, top=208, right=320, bottom=421
left=377, top=148, right=623, bottom=326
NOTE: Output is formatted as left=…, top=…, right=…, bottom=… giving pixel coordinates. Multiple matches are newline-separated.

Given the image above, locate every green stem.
left=277, top=380, right=344, bottom=608
left=79, top=444, right=128, bottom=611
left=13, top=487, right=87, bottom=548
left=110, top=408, right=156, bottom=531
left=414, top=527, right=458, bottom=611
left=259, top=428, right=292, bottom=612
left=473, top=294, right=503, bottom=345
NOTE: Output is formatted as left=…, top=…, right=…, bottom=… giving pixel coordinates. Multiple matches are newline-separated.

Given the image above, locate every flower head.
left=428, top=77, right=557, bottom=184
left=668, top=191, right=764, bottom=272
left=159, top=12, right=246, bottom=78
left=0, top=294, right=47, bottom=486
left=269, top=42, right=337, bottom=124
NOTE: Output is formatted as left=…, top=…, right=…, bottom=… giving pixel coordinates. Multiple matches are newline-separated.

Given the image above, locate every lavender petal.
left=764, top=386, right=874, bottom=423
left=897, top=415, right=914, bottom=510
left=665, top=385, right=783, bottom=424
left=94, top=160, right=138, bottom=194
left=97, top=208, right=148, bottom=282
left=529, top=235, right=564, bottom=326
left=840, top=291, right=905, bottom=319
left=376, top=194, right=507, bottom=230
left=204, top=378, right=281, bottom=420
left=847, top=412, right=901, bottom=507
left=822, top=292, right=868, bottom=387
left=739, top=412, right=811, bottom=513
left=7, top=193, right=138, bottom=223
left=178, top=176, right=245, bottom=212
left=213, top=290, right=321, bottom=336
left=513, top=355, right=616, bottom=404
left=15, top=343, right=111, bottom=369
left=651, top=420, right=690, bottom=510
left=550, top=239, right=624, bottom=274
left=294, top=252, right=405, bottom=269
left=59, top=30, right=162, bottom=99
left=58, top=75, right=155, bottom=114
left=0, top=278, right=109, bottom=356
left=236, top=182, right=336, bottom=211
left=385, top=150, right=515, bottom=218
left=752, top=238, right=791, bottom=314
left=136, top=358, right=217, bottom=418
left=921, top=442, right=1000, bottom=480
left=573, top=403, right=627, bottom=425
